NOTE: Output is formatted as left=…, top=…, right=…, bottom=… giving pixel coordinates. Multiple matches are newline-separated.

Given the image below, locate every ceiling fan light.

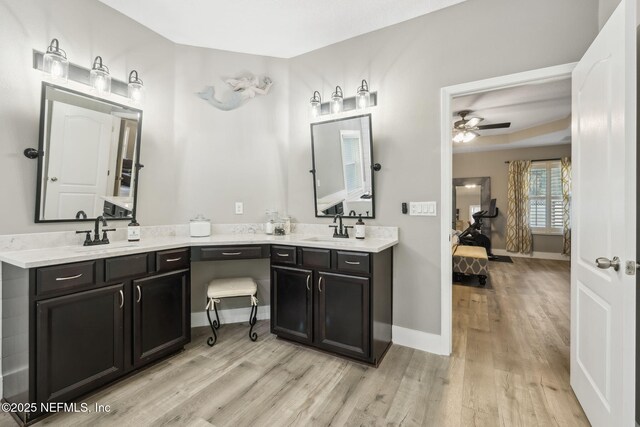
left=452, top=131, right=464, bottom=143
left=462, top=131, right=479, bottom=143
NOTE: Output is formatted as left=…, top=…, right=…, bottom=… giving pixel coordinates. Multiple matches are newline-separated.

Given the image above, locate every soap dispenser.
left=355, top=215, right=366, bottom=240
left=128, top=218, right=141, bottom=242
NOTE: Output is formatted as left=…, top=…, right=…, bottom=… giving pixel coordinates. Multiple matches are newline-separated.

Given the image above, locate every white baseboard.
left=493, top=249, right=570, bottom=261
left=191, top=305, right=271, bottom=328
left=392, top=325, right=449, bottom=356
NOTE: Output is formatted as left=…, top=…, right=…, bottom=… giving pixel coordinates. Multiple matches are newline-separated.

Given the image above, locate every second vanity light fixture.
left=310, top=79, right=376, bottom=118
left=39, top=39, right=144, bottom=103
left=90, top=56, right=111, bottom=95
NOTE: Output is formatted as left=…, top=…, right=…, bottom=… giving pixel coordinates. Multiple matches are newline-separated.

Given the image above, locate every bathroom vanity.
left=0, top=230, right=396, bottom=424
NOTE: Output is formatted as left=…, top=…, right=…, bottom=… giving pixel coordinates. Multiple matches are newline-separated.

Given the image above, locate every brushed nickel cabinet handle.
left=345, top=261, right=361, bottom=265
left=306, top=274, right=311, bottom=291
left=55, top=273, right=82, bottom=281
left=277, top=253, right=290, bottom=257
left=222, top=252, right=242, bottom=256
left=165, top=257, right=182, bottom=262
left=119, top=290, right=124, bottom=309
left=136, top=285, right=141, bottom=303
left=318, top=276, right=324, bottom=292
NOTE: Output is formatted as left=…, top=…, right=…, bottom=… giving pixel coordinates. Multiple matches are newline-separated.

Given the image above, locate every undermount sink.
left=302, top=236, right=350, bottom=243
left=73, top=242, right=139, bottom=253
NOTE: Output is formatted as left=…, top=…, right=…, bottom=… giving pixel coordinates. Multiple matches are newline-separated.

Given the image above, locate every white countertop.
left=0, top=233, right=398, bottom=269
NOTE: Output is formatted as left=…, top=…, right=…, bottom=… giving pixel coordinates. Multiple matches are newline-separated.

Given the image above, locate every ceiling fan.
left=452, top=110, right=511, bottom=143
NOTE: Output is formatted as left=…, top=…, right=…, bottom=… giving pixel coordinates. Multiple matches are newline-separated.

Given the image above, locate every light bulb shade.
left=90, top=56, right=111, bottom=94
left=356, top=80, right=370, bottom=109
left=462, top=131, right=479, bottom=143
left=452, top=131, right=464, bottom=143
left=331, top=86, right=343, bottom=114
left=43, top=39, right=68, bottom=82
left=128, top=70, right=144, bottom=103
left=310, top=91, right=322, bottom=117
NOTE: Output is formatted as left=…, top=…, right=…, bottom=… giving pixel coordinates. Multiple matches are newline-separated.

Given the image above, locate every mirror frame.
left=452, top=176, right=492, bottom=236
left=310, top=113, right=376, bottom=219
left=34, top=82, right=143, bottom=223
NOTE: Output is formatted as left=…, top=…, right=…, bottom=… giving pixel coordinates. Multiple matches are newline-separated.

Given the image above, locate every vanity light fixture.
left=356, top=80, right=371, bottom=109
left=310, top=91, right=322, bottom=118
left=128, top=70, right=144, bottom=104
left=331, top=86, right=343, bottom=114
left=43, top=39, right=69, bottom=82
left=90, top=56, right=111, bottom=95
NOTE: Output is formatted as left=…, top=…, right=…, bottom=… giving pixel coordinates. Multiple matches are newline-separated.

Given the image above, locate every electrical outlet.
left=235, top=202, right=244, bottom=215
left=409, top=201, right=437, bottom=216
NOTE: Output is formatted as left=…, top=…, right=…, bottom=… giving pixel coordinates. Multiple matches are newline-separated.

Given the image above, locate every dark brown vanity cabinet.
left=271, top=266, right=313, bottom=343
left=36, top=284, right=125, bottom=405
left=271, top=246, right=392, bottom=366
left=133, top=269, right=190, bottom=367
left=3, top=248, right=191, bottom=424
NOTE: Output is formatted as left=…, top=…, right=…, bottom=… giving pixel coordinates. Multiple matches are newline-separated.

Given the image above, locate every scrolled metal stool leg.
left=213, top=302, right=220, bottom=329
left=206, top=299, right=218, bottom=347
left=249, top=296, right=258, bottom=342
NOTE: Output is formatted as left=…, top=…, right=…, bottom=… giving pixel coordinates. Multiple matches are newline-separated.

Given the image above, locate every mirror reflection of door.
left=111, top=119, right=138, bottom=197
left=44, top=102, right=112, bottom=219
left=454, top=185, right=481, bottom=231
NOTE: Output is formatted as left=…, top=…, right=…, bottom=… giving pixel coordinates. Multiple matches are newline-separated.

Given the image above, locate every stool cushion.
left=207, top=277, right=257, bottom=299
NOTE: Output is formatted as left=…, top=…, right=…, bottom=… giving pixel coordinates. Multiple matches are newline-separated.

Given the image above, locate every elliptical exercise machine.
left=458, top=198, right=499, bottom=260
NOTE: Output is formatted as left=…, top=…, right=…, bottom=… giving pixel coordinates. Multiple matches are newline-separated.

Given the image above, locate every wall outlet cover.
left=235, top=202, right=244, bottom=214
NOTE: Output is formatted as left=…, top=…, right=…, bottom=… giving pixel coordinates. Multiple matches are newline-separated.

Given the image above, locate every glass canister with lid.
left=190, top=214, right=211, bottom=237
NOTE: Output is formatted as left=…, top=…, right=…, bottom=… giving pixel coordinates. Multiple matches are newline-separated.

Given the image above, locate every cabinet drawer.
left=105, top=253, right=149, bottom=282
left=36, top=261, right=98, bottom=297
left=335, top=251, right=370, bottom=274
left=156, top=248, right=190, bottom=272
left=271, top=246, right=297, bottom=265
left=197, top=246, right=263, bottom=261
left=301, top=247, right=330, bottom=269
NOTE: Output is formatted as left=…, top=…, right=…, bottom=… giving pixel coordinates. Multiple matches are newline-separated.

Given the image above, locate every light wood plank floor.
left=0, top=257, right=588, bottom=426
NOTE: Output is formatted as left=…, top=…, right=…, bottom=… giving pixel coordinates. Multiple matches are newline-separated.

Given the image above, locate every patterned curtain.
left=506, top=160, right=532, bottom=254
left=561, top=157, right=572, bottom=255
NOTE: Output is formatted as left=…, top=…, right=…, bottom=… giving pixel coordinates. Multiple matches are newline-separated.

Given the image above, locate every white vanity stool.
left=205, top=277, right=259, bottom=347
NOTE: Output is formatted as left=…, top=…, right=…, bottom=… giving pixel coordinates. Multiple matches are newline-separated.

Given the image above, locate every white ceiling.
left=451, top=78, right=572, bottom=153
left=99, top=0, right=467, bottom=58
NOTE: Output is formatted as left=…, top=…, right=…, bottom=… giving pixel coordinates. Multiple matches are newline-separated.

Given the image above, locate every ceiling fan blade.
left=465, top=117, right=483, bottom=128
left=476, top=122, right=511, bottom=130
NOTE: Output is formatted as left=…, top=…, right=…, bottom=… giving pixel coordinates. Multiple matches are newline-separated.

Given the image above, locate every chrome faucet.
left=330, top=215, right=352, bottom=238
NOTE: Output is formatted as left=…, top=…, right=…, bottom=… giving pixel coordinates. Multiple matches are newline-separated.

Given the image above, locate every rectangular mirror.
left=452, top=177, right=492, bottom=235
left=311, top=114, right=375, bottom=218
left=36, top=83, right=142, bottom=222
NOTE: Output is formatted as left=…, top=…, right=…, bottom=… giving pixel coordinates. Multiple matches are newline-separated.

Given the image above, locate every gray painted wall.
left=453, top=144, right=572, bottom=253
left=0, top=0, right=599, bottom=337
left=599, top=0, right=622, bottom=28
left=287, top=0, right=598, bottom=335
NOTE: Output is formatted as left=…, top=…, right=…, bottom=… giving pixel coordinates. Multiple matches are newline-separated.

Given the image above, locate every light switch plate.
left=409, top=201, right=437, bottom=216
left=235, top=202, right=244, bottom=215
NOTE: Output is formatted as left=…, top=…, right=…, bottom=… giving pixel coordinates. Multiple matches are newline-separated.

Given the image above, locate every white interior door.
left=44, top=102, right=113, bottom=219
left=571, top=1, right=637, bottom=425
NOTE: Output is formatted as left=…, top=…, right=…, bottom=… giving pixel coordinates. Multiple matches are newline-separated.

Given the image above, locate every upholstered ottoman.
left=205, top=277, right=258, bottom=346
left=452, top=245, right=489, bottom=286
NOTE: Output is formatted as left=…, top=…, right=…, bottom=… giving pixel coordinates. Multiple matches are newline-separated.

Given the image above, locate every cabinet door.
left=271, top=266, right=313, bottom=343
left=133, top=269, right=190, bottom=368
left=315, top=272, right=370, bottom=359
left=36, top=284, right=125, bottom=404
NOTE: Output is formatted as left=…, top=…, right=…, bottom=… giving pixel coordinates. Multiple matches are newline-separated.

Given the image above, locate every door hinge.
left=625, top=260, right=640, bottom=275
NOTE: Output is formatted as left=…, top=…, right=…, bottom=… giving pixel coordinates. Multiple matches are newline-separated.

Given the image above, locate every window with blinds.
left=340, top=131, right=365, bottom=196
left=529, top=160, right=563, bottom=233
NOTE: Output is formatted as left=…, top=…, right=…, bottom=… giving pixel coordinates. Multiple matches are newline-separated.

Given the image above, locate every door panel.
left=133, top=269, right=189, bottom=367
left=44, top=102, right=113, bottom=219
left=570, top=1, right=637, bottom=425
left=36, top=284, right=125, bottom=404
left=271, top=266, right=313, bottom=343
left=315, top=271, right=370, bottom=359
